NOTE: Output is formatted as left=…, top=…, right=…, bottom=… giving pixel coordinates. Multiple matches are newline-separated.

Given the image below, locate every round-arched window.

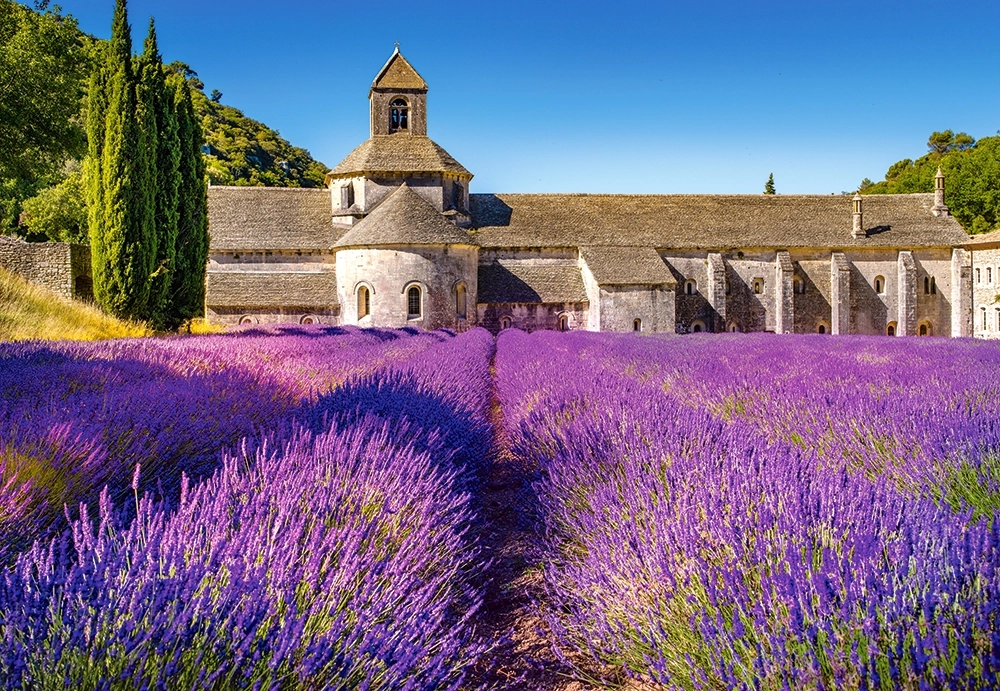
left=817, top=321, right=830, bottom=334
left=684, top=279, right=697, bottom=296
left=358, top=285, right=371, bottom=319
left=919, top=322, right=932, bottom=336
left=300, top=315, right=317, bottom=325
left=887, top=321, right=897, bottom=336
left=728, top=322, right=739, bottom=332
left=407, top=285, right=421, bottom=318
left=456, top=284, right=467, bottom=318
left=633, top=318, right=642, bottom=332
left=499, top=316, right=512, bottom=330
left=753, top=278, right=764, bottom=295
left=239, top=316, right=256, bottom=325
left=691, top=320, right=706, bottom=333
left=558, top=315, right=570, bottom=332
left=390, top=98, right=409, bottom=132
left=874, top=275, right=885, bottom=294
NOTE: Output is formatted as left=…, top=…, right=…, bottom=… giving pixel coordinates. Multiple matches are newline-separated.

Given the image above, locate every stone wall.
left=0, top=235, right=91, bottom=300
left=971, top=246, right=1000, bottom=338
left=477, top=301, right=588, bottom=334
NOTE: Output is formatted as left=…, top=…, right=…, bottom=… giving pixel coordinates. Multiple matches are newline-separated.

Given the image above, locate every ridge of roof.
left=207, top=186, right=336, bottom=252
left=963, top=227, right=1000, bottom=247
left=334, top=183, right=476, bottom=248
left=371, top=47, right=428, bottom=92
left=326, top=135, right=471, bottom=178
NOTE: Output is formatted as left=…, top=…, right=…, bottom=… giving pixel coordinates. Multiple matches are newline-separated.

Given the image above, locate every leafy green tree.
left=137, top=19, right=180, bottom=327
left=927, top=130, right=976, bottom=155
left=764, top=173, right=775, bottom=195
left=168, top=74, right=209, bottom=326
left=87, top=0, right=156, bottom=320
left=20, top=169, right=87, bottom=242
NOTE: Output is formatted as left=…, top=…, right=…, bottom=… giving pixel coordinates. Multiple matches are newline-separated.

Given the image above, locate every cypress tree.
left=138, top=19, right=180, bottom=328
left=91, top=0, right=156, bottom=320
left=169, top=76, right=208, bottom=325
left=84, top=50, right=108, bottom=301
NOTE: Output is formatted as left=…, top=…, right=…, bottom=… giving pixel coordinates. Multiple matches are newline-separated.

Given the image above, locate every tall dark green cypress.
left=91, top=0, right=156, bottom=320
left=169, top=76, right=208, bottom=325
left=138, top=19, right=180, bottom=328
left=84, top=50, right=108, bottom=300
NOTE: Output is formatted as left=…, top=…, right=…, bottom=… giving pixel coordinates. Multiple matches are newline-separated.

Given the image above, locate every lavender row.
left=0, top=325, right=444, bottom=563
left=1, top=327, right=495, bottom=689
left=495, top=330, right=1000, bottom=688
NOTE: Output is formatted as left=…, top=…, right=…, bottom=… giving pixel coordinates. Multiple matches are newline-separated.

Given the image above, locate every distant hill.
left=859, top=131, right=1000, bottom=235
left=0, top=266, right=150, bottom=341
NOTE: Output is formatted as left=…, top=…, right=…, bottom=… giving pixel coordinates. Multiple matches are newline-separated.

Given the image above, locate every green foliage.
left=137, top=20, right=180, bottom=328
left=764, top=173, right=775, bottom=195
left=168, top=75, right=209, bottom=326
left=19, top=169, right=87, bottom=242
left=862, top=131, right=1000, bottom=234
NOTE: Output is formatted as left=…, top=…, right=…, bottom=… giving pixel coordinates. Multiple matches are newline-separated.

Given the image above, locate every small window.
left=358, top=285, right=371, bottom=319
left=976, top=267, right=981, bottom=284
left=301, top=315, right=317, bottom=325
left=558, top=315, right=570, bottom=332
left=452, top=182, right=464, bottom=211
left=633, top=318, right=642, bottom=332
left=817, top=324, right=827, bottom=334
left=499, top=316, right=512, bottom=330
left=886, top=322, right=896, bottom=337
left=691, top=320, right=705, bottom=333
left=340, top=183, right=354, bottom=209
left=995, top=308, right=1000, bottom=331
left=456, top=284, right=467, bottom=318
left=793, top=276, right=805, bottom=294
left=919, top=322, right=931, bottom=336
left=982, top=308, right=988, bottom=331
left=990, top=267, right=994, bottom=284
left=728, top=322, right=739, bottom=332
left=924, top=276, right=930, bottom=294
left=239, top=316, right=255, bottom=325
left=407, top=285, right=421, bottom=318
left=753, top=279, right=764, bottom=295
left=931, top=277, right=936, bottom=295
left=684, top=279, right=697, bottom=296
left=874, top=276, right=884, bottom=294
left=390, top=97, right=409, bottom=132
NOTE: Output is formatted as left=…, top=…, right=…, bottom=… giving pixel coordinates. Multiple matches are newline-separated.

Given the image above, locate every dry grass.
left=0, top=267, right=151, bottom=342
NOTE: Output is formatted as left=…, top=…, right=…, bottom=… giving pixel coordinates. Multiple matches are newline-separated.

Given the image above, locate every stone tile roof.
left=372, top=49, right=427, bottom=91
left=334, top=184, right=477, bottom=248
left=206, top=271, right=338, bottom=308
left=327, top=136, right=471, bottom=178
left=580, top=246, right=676, bottom=285
left=208, top=187, right=336, bottom=252
left=477, top=261, right=588, bottom=304
left=963, top=228, right=1000, bottom=248
left=469, top=193, right=968, bottom=249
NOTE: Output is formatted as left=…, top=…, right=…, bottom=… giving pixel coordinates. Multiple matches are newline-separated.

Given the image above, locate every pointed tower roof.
left=371, top=46, right=428, bottom=92
left=334, top=184, right=477, bottom=249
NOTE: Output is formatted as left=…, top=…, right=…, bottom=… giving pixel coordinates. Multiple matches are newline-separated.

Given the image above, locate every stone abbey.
left=7, top=48, right=1000, bottom=337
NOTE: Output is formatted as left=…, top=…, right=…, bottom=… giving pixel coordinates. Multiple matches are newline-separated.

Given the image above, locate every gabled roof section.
left=327, top=136, right=471, bottom=179
left=334, top=183, right=477, bottom=248
left=477, top=261, right=588, bottom=304
left=580, top=246, right=676, bottom=285
left=371, top=47, right=427, bottom=92
left=207, top=187, right=337, bottom=252
left=206, top=271, right=339, bottom=308
left=963, top=227, right=1000, bottom=248
left=469, top=193, right=968, bottom=250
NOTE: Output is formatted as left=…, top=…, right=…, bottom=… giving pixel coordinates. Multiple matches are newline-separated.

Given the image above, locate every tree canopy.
left=861, top=131, right=1000, bottom=235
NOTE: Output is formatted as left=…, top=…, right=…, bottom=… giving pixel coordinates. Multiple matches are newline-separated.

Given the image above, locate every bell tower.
left=370, top=45, right=428, bottom=137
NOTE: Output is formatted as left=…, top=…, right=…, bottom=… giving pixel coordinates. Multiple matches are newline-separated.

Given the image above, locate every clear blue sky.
left=44, top=0, right=1000, bottom=194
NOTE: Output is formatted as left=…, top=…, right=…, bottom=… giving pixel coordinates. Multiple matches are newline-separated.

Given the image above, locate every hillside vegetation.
left=0, top=266, right=150, bottom=341
left=860, top=130, right=1000, bottom=234
left=1, top=2, right=328, bottom=243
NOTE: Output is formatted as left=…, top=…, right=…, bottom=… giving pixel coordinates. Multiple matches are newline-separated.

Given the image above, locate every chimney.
left=932, top=166, right=949, bottom=217
left=852, top=193, right=865, bottom=238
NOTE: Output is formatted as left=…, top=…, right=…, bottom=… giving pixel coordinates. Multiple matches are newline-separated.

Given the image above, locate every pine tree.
left=764, top=173, right=776, bottom=195
left=138, top=19, right=180, bottom=328
left=169, top=75, right=208, bottom=325
left=89, top=0, right=156, bottom=320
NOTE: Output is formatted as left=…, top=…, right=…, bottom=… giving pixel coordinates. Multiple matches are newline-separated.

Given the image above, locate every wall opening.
left=239, top=316, right=256, bottom=325
left=728, top=321, right=739, bottom=332
left=691, top=320, right=706, bottom=333
left=684, top=279, right=697, bottom=296
left=919, top=321, right=932, bottom=336
left=633, top=318, right=642, bottom=332
left=558, top=314, right=570, bottom=332
left=983, top=308, right=988, bottom=331
left=752, top=278, right=764, bottom=295
left=358, top=285, right=371, bottom=319
left=301, top=315, right=317, bottom=325
left=499, top=316, right=512, bottom=330
left=874, top=275, right=885, bottom=294
left=887, top=321, right=897, bottom=336
left=794, top=276, right=805, bottom=294
left=407, top=285, right=421, bottom=318
left=456, top=284, right=467, bottom=318
left=389, top=97, right=409, bottom=132
left=817, top=321, right=830, bottom=334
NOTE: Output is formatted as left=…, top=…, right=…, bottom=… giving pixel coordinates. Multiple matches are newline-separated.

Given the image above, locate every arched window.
left=499, top=316, right=512, bottom=330
left=301, top=315, right=317, bottom=325
left=982, top=308, right=988, bottom=331
left=919, top=322, right=931, bottom=336
left=752, top=278, right=764, bottom=295
left=995, top=308, right=1000, bottom=331
left=931, top=276, right=936, bottom=294
left=633, top=318, right=642, bottom=332
left=817, top=320, right=830, bottom=334
left=239, top=316, right=256, bottom=325
left=886, top=322, right=897, bottom=337
left=976, top=267, right=981, bottom=284
left=874, top=276, right=885, bottom=294
left=390, top=97, right=409, bottom=132
left=924, top=276, right=930, bottom=294
left=728, top=322, right=739, bottom=332
left=793, top=276, right=805, bottom=294
left=407, top=285, right=421, bottom=318
left=558, top=314, right=570, bottom=332
left=684, top=279, right=697, bottom=296
left=455, top=284, right=467, bottom=318
left=691, top=320, right=706, bottom=333
left=358, top=285, right=371, bottom=319
left=989, top=267, right=994, bottom=284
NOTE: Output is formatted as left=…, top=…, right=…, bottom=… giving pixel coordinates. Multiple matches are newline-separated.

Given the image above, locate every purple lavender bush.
left=0, top=327, right=494, bottom=689
left=495, top=329, right=1000, bottom=689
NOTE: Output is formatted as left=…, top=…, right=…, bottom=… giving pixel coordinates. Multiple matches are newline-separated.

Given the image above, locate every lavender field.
left=1, top=326, right=999, bottom=689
